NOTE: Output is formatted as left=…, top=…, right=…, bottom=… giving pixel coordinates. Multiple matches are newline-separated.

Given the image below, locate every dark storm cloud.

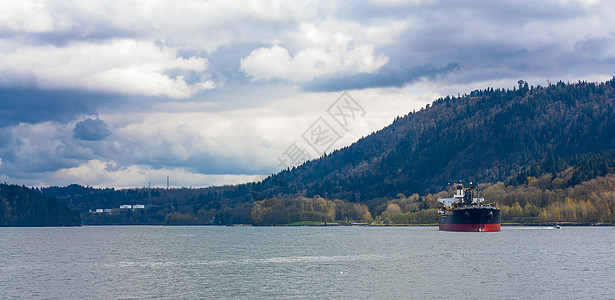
left=0, top=125, right=78, bottom=175
left=340, top=1, right=593, bottom=26
left=73, top=118, right=112, bottom=141
left=303, top=62, right=460, bottom=92
left=317, top=0, right=615, bottom=90
left=0, top=88, right=102, bottom=127
left=0, top=127, right=13, bottom=150
left=0, top=87, right=155, bottom=128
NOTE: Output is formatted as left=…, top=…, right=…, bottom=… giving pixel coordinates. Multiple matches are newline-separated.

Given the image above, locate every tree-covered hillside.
left=256, top=78, right=615, bottom=200
left=41, top=78, right=615, bottom=225
left=0, top=184, right=81, bottom=226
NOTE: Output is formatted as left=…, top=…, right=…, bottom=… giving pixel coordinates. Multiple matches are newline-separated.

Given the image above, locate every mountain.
left=0, top=184, right=81, bottom=226
left=42, top=78, right=615, bottom=225
left=253, top=78, right=615, bottom=201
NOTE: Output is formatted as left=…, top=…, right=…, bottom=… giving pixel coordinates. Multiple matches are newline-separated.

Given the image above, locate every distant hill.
left=0, top=184, right=81, bottom=226
left=254, top=78, right=615, bottom=201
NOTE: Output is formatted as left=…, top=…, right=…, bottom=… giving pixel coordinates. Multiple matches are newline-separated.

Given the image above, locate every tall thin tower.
left=166, top=176, right=170, bottom=189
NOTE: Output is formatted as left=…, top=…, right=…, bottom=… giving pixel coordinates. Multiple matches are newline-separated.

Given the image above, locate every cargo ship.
left=437, top=182, right=501, bottom=232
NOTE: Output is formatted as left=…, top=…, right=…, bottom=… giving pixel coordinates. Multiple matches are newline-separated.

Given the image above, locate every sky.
left=1, top=0, right=614, bottom=188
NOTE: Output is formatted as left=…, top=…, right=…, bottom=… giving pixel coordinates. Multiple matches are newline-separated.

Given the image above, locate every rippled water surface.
left=1, top=226, right=614, bottom=299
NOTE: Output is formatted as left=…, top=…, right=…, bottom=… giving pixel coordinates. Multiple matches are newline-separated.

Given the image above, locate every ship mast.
left=475, top=185, right=480, bottom=206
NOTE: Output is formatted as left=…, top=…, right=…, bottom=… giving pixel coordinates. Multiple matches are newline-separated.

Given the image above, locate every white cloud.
left=240, top=21, right=392, bottom=82
left=240, top=23, right=390, bottom=82
left=0, top=39, right=213, bottom=98
left=239, top=46, right=293, bottom=80
left=109, top=87, right=428, bottom=168
left=108, top=109, right=292, bottom=171
left=40, top=0, right=317, bottom=53
left=0, top=0, right=59, bottom=33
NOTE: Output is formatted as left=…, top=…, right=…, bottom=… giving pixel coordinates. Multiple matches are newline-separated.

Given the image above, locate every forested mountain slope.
left=255, top=79, right=615, bottom=201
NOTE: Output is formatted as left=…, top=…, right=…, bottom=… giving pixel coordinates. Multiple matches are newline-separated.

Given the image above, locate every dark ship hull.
left=438, top=206, right=501, bottom=232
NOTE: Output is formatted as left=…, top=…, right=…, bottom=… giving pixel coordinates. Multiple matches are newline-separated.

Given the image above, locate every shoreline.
left=3, top=222, right=613, bottom=228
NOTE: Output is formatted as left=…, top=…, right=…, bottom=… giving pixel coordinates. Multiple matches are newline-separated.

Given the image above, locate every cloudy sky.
left=1, top=0, right=614, bottom=188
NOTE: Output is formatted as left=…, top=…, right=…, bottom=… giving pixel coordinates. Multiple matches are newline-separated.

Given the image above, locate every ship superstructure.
left=437, top=182, right=501, bottom=232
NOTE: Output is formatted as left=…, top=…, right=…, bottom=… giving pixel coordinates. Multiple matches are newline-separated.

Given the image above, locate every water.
left=1, top=226, right=614, bottom=299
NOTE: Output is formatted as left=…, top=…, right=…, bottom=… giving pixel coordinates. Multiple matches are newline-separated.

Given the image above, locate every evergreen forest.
left=0, top=184, right=81, bottom=226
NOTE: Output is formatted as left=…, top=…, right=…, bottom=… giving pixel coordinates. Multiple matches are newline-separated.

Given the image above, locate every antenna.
left=167, top=176, right=169, bottom=189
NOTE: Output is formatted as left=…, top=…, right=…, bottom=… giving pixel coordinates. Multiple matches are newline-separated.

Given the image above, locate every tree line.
left=250, top=196, right=372, bottom=225
left=484, top=173, right=615, bottom=224
left=0, top=184, right=81, bottom=226
left=32, top=167, right=615, bottom=225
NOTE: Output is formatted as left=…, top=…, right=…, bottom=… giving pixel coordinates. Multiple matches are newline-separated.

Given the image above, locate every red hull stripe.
left=439, top=223, right=501, bottom=232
